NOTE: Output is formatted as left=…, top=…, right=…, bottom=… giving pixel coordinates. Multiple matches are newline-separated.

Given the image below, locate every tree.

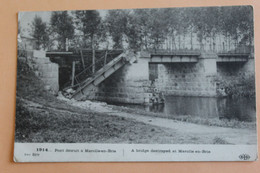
left=197, top=7, right=221, bottom=51
left=124, top=14, right=143, bottom=50
left=74, top=10, right=105, bottom=72
left=30, top=16, right=49, bottom=50
left=50, top=11, right=74, bottom=50
left=105, top=10, right=130, bottom=49
left=235, top=6, right=254, bottom=47
left=145, top=9, right=169, bottom=50
left=132, top=9, right=151, bottom=49
left=102, top=6, right=254, bottom=53
left=74, top=10, right=102, bottom=48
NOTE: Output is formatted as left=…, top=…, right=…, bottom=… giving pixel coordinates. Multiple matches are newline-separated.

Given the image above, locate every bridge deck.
left=217, top=57, right=248, bottom=62
left=150, top=52, right=250, bottom=63
left=150, top=53, right=200, bottom=63
left=217, top=53, right=250, bottom=62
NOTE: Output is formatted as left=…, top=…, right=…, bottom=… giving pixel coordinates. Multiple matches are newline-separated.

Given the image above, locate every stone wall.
left=95, top=56, right=151, bottom=104
left=154, top=63, right=217, bottom=97
left=91, top=52, right=255, bottom=104
left=153, top=53, right=218, bottom=97
left=27, top=50, right=59, bottom=94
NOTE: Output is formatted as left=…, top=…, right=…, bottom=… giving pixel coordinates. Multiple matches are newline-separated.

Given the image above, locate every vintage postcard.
left=14, top=6, right=257, bottom=162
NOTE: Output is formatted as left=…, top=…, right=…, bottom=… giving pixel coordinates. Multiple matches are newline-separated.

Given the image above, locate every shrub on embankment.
left=216, top=74, right=255, bottom=98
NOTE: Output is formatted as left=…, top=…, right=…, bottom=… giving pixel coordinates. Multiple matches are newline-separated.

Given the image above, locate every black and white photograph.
left=14, top=6, right=257, bottom=162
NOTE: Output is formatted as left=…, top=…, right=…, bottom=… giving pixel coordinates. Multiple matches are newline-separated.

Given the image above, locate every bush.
left=216, top=74, right=255, bottom=98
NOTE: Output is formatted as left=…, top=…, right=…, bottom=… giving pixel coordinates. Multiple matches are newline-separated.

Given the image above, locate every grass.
left=15, top=98, right=137, bottom=143
left=212, top=137, right=230, bottom=144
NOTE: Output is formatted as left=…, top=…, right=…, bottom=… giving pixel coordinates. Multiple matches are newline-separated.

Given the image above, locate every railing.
left=147, top=43, right=252, bottom=55
left=63, top=48, right=123, bottom=91
left=216, top=44, right=252, bottom=54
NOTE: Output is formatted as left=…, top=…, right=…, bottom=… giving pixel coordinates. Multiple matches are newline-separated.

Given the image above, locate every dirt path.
left=108, top=111, right=257, bottom=144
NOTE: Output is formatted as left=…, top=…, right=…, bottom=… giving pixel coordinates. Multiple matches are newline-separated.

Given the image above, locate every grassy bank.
left=15, top=98, right=178, bottom=143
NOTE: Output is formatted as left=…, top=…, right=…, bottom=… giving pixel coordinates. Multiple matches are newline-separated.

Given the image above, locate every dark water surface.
left=112, top=96, right=256, bottom=122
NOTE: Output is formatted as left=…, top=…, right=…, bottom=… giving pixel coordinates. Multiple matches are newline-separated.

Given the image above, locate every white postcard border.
left=14, top=143, right=258, bottom=162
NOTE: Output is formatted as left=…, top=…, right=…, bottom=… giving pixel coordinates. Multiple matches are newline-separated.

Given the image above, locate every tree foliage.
left=105, top=10, right=130, bottom=49
left=32, top=6, right=254, bottom=52
left=74, top=10, right=103, bottom=48
left=103, top=6, right=253, bottom=51
left=30, top=16, right=49, bottom=50
left=50, top=11, right=74, bottom=50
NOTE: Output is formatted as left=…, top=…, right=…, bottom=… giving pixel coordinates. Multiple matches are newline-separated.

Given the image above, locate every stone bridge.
left=94, top=49, right=255, bottom=104
left=26, top=47, right=255, bottom=105
left=148, top=51, right=254, bottom=97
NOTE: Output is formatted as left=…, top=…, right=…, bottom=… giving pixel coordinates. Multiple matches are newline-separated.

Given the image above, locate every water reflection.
left=114, top=96, right=256, bottom=122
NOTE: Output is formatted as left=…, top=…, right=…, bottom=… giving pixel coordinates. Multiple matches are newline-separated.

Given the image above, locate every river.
left=112, top=96, right=256, bottom=122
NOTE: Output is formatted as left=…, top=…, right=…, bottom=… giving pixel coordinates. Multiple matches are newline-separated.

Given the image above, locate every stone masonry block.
left=33, top=50, right=46, bottom=58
